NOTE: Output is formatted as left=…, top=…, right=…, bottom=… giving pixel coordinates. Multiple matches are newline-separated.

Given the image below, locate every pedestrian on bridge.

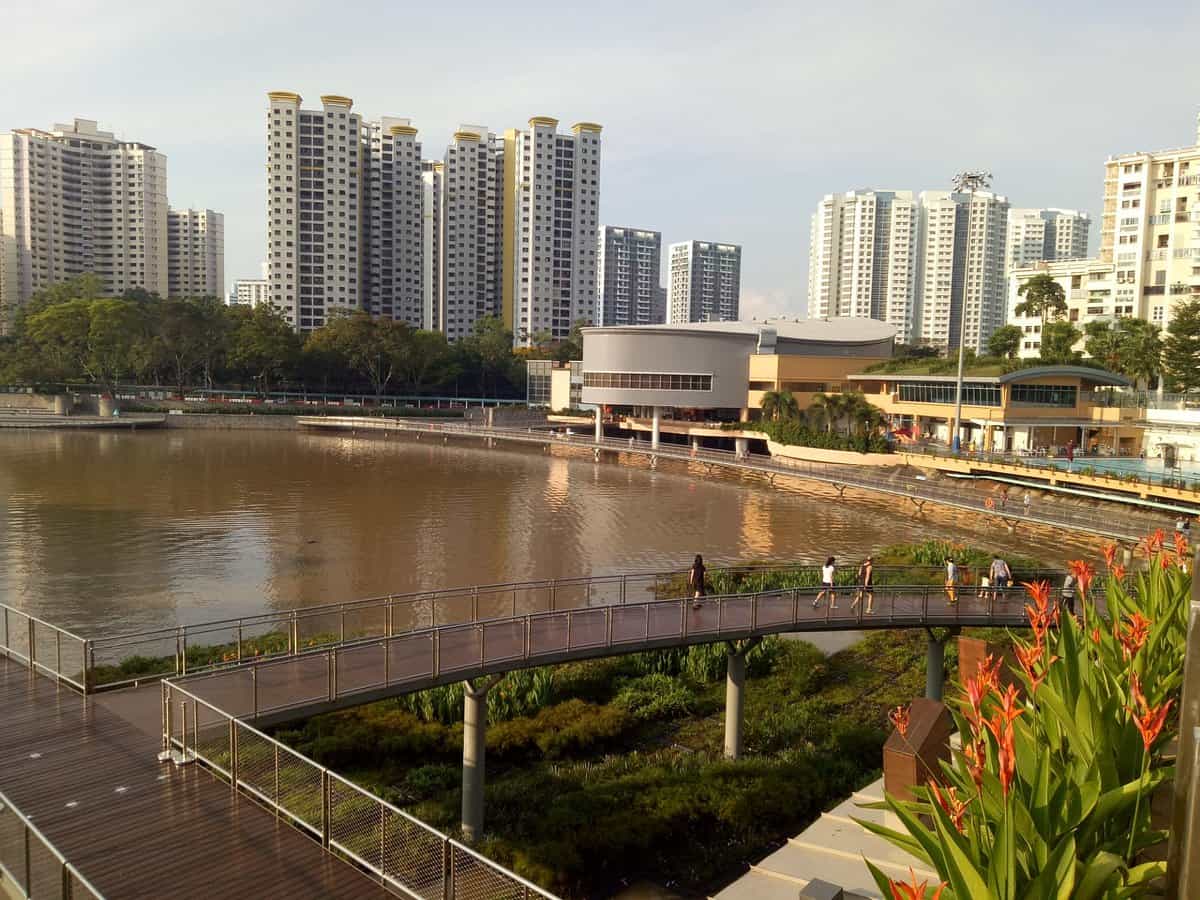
left=689, top=554, right=707, bottom=605
left=814, top=557, right=838, bottom=610
left=1023, top=492, right=1032, bottom=516
left=851, top=556, right=874, bottom=614
left=944, top=557, right=959, bottom=605
left=989, top=555, right=1012, bottom=601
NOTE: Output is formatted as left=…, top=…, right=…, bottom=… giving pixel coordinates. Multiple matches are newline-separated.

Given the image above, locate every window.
left=1011, top=384, right=1077, bottom=407
left=897, top=382, right=1000, bottom=405
left=583, top=371, right=713, bottom=391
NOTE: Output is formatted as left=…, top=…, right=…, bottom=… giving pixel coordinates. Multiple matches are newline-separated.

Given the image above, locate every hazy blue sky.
left=5, top=0, right=1200, bottom=319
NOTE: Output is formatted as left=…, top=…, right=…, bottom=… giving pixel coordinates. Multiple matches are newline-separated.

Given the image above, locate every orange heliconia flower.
left=1102, top=543, right=1119, bottom=570
left=1127, top=673, right=1174, bottom=752
left=1022, top=580, right=1052, bottom=613
left=888, top=868, right=947, bottom=900
left=962, top=736, right=987, bottom=792
left=1014, top=641, right=1058, bottom=694
left=1111, top=564, right=1127, bottom=582
left=1090, top=627, right=1102, bottom=645
left=930, top=782, right=971, bottom=834
left=1067, top=559, right=1095, bottom=601
left=889, top=704, right=910, bottom=738
left=1115, top=612, right=1152, bottom=661
left=984, top=710, right=1018, bottom=796
left=1141, top=529, right=1166, bottom=558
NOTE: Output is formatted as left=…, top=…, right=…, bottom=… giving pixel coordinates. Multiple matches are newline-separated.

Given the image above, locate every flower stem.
left=1127, top=748, right=1148, bottom=862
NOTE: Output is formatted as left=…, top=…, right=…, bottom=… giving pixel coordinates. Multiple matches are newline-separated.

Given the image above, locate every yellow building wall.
left=746, top=354, right=890, bottom=410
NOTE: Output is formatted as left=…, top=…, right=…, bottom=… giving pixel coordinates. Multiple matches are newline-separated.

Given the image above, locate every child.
left=813, top=557, right=837, bottom=610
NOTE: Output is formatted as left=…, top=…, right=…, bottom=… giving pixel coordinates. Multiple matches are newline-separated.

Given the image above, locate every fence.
left=162, top=682, right=554, bottom=900
left=172, top=583, right=1048, bottom=725
left=86, top=563, right=1066, bottom=691
left=0, top=788, right=105, bottom=900
left=0, top=603, right=90, bottom=693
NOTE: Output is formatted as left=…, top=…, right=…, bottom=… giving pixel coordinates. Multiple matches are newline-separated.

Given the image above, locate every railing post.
left=290, top=613, right=299, bottom=655
left=321, top=770, right=331, bottom=848
left=480, top=624, right=487, bottom=665
left=237, top=623, right=243, bottom=662
left=28, top=617, right=35, bottom=670
left=55, top=630, right=62, bottom=683
left=751, top=593, right=758, bottom=632
left=180, top=628, right=188, bottom=675
left=328, top=651, right=337, bottom=701
left=471, top=588, right=479, bottom=622
left=443, top=839, right=453, bottom=900
left=791, top=588, right=799, bottom=625
left=549, top=580, right=556, bottom=611
left=433, top=631, right=440, bottom=679
left=252, top=666, right=259, bottom=718
left=605, top=607, right=613, bottom=646
left=274, top=744, right=280, bottom=810
left=62, top=862, right=72, bottom=900
left=230, top=719, right=239, bottom=791
left=23, top=821, right=31, bottom=894
left=339, top=606, right=346, bottom=643
left=385, top=598, right=394, bottom=638
left=567, top=611, right=573, bottom=650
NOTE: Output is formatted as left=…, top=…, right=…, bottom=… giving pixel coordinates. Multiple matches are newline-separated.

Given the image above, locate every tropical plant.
left=760, top=389, right=799, bottom=421
left=1038, top=320, right=1082, bottom=365
left=1162, top=299, right=1200, bottom=392
left=858, top=535, right=1189, bottom=898
left=1015, top=274, right=1068, bottom=325
left=986, top=325, right=1022, bottom=360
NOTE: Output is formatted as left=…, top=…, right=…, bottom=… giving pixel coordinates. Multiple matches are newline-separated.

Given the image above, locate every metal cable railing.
left=0, top=603, right=90, bottom=693
left=162, top=682, right=555, bottom=900
left=0, top=787, right=106, bottom=900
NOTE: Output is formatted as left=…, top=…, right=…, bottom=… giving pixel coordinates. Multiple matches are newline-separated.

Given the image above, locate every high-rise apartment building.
left=229, top=277, right=270, bottom=307
left=1007, top=258, right=1119, bottom=358
left=266, top=92, right=365, bottom=331
left=502, top=118, right=602, bottom=345
left=1005, top=208, right=1090, bottom=272
left=167, top=208, right=224, bottom=298
left=435, top=126, right=504, bottom=340
left=0, top=118, right=169, bottom=325
left=807, top=190, right=918, bottom=342
left=1099, top=114, right=1200, bottom=327
left=421, top=160, right=442, bottom=332
left=596, top=226, right=663, bottom=326
left=667, top=240, right=742, bottom=323
left=365, top=118, right=423, bottom=326
left=913, top=190, right=1009, bottom=353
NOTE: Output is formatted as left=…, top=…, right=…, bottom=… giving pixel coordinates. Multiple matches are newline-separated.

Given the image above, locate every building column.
left=461, top=675, right=502, bottom=842
left=925, top=629, right=946, bottom=702
left=734, top=437, right=749, bottom=459
left=724, top=639, right=759, bottom=760
left=651, top=406, right=661, bottom=450
left=594, top=407, right=603, bottom=443
left=691, top=437, right=701, bottom=454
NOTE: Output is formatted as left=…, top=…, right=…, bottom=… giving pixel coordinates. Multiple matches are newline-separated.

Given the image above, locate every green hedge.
left=741, top=418, right=892, bottom=453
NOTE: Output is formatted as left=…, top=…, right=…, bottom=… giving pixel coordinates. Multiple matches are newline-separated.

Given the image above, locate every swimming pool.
left=1034, top=455, right=1200, bottom=480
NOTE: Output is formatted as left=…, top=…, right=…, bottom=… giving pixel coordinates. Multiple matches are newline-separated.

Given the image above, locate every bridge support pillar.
left=461, top=674, right=503, bottom=843
left=651, top=406, right=661, bottom=450
left=724, top=638, right=760, bottom=760
left=925, top=629, right=946, bottom=702
left=595, top=408, right=603, bottom=443
left=734, top=437, right=749, bottom=460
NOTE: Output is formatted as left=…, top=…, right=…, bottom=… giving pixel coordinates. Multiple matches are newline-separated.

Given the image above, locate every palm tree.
left=759, top=390, right=797, bottom=421
left=808, top=393, right=838, bottom=434
left=1015, top=274, right=1067, bottom=326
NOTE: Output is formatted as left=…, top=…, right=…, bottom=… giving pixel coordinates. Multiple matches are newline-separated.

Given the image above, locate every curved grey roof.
left=996, top=366, right=1131, bottom=386
left=581, top=317, right=897, bottom=345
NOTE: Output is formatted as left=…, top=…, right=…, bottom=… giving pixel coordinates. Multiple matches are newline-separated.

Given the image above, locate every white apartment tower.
left=1099, top=113, right=1200, bottom=327
left=502, top=118, right=602, bottom=345
left=365, top=118, right=423, bottom=326
left=0, top=118, right=168, bottom=324
left=667, top=240, right=742, bottom=323
left=1005, top=208, right=1090, bottom=272
left=597, top=226, right=663, bottom=326
left=167, top=208, right=224, bottom=298
left=266, top=92, right=365, bottom=331
left=807, top=190, right=918, bottom=342
left=912, top=190, right=1010, bottom=353
left=437, top=126, right=505, bottom=340
left=421, top=160, right=442, bottom=332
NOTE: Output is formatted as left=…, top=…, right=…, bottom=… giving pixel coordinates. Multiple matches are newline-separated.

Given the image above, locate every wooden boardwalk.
left=0, top=657, right=394, bottom=899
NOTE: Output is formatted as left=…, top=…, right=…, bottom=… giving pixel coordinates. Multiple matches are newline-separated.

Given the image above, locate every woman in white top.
left=813, top=557, right=838, bottom=610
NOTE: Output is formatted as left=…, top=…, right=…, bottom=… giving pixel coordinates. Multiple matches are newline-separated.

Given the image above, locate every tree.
left=987, top=324, right=1023, bottom=360
left=153, top=298, right=208, bottom=397
left=760, top=390, right=798, bottom=421
left=552, top=319, right=588, bottom=364
left=1015, top=274, right=1067, bottom=325
left=84, top=299, right=148, bottom=393
left=396, top=330, right=457, bottom=395
left=1162, top=299, right=1200, bottom=392
left=314, top=311, right=411, bottom=401
left=807, top=392, right=839, bottom=434
left=227, top=304, right=301, bottom=395
left=1038, top=320, right=1082, bottom=364
left=1083, top=320, right=1124, bottom=372
left=23, top=299, right=92, bottom=382
left=464, top=316, right=517, bottom=398
left=1085, top=318, right=1163, bottom=388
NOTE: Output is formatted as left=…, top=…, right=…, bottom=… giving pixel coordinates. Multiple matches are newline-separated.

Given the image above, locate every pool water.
left=1036, top=455, right=1200, bottom=480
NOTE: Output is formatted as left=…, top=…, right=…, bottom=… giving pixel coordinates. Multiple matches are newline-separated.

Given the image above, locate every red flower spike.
left=889, top=704, right=910, bottom=738
left=1090, top=627, right=1102, bottom=645
left=962, top=737, right=987, bottom=792
left=1022, top=580, right=1052, bottom=615
left=888, top=867, right=947, bottom=900
left=1102, top=543, right=1119, bottom=570
left=1014, top=642, right=1054, bottom=694
left=1111, top=564, right=1127, bottom=582
left=1127, top=675, right=1174, bottom=752
left=984, top=711, right=1018, bottom=796
left=1067, top=559, right=1095, bottom=601
left=1115, top=612, right=1152, bottom=661
left=930, top=782, right=970, bottom=835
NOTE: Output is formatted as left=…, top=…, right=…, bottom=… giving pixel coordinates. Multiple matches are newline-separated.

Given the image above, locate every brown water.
left=0, top=429, right=1101, bottom=636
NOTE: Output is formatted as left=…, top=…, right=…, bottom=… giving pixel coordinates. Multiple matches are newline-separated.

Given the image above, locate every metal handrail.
left=0, top=602, right=91, bottom=693
left=0, top=787, right=106, bottom=899
left=162, top=682, right=556, bottom=900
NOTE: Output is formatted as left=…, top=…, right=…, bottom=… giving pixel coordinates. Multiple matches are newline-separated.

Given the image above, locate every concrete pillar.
left=724, top=649, right=746, bottom=760
left=734, top=437, right=749, bottom=459
left=98, top=396, right=117, bottom=417
left=651, top=406, right=661, bottom=450
left=53, top=394, right=71, bottom=417
left=691, top=437, right=701, bottom=454
left=926, top=636, right=945, bottom=701
left=594, top=407, right=603, bottom=443
left=461, top=680, right=488, bottom=842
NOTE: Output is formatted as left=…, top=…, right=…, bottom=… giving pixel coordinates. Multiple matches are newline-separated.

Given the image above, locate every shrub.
left=743, top=417, right=892, bottom=453
left=612, top=674, right=694, bottom=721
left=488, top=699, right=632, bottom=760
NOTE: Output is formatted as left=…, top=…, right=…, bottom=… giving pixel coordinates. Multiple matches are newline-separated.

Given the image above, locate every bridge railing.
left=0, top=602, right=90, bottom=693
left=0, top=787, right=106, bottom=899
left=161, top=681, right=555, bottom=900
left=87, top=564, right=1062, bottom=691
left=171, top=582, right=1047, bottom=726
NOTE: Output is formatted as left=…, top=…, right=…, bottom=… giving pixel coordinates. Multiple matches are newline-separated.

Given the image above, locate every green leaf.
left=934, top=804, right=994, bottom=900
left=1018, top=833, right=1075, bottom=899
left=1073, top=850, right=1124, bottom=900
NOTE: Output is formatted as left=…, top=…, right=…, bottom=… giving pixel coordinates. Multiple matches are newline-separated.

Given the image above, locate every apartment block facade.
left=1099, top=116, right=1200, bottom=327
left=1005, top=207, right=1090, bottom=273
left=667, top=240, right=742, bottom=323
left=1007, top=258, right=1119, bottom=358
left=807, top=190, right=918, bottom=342
left=914, top=190, right=1009, bottom=353
left=421, top=160, right=442, bottom=332
left=364, top=118, right=423, bottom=326
left=436, top=126, right=504, bottom=340
left=167, top=208, right=224, bottom=298
left=502, top=118, right=602, bottom=345
left=596, top=225, right=663, bottom=326
left=0, top=118, right=169, bottom=326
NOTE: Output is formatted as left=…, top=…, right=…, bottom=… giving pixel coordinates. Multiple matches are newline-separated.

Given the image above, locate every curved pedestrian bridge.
left=2, top=565, right=1058, bottom=900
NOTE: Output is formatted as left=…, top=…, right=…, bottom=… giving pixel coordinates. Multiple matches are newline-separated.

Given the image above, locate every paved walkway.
left=0, top=657, right=393, bottom=899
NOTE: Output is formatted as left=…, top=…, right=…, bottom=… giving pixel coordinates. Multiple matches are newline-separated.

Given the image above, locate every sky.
left=5, top=0, right=1200, bottom=321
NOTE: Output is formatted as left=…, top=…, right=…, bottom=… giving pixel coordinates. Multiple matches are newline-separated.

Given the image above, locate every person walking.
left=688, top=554, right=707, bottom=604
left=851, top=556, right=874, bottom=614
left=1060, top=573, right=1077, bottom=616
left=989, top=555, right=1011, bottom=602
left=1022, top=491, right=1032, bottom=516
left=814, top=557, right=838, bottom=610
left=944, top=557, right=959, bottom=605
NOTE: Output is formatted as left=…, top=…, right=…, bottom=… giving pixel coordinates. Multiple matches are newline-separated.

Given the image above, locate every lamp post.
left=950, top=170, right=992, bottom=453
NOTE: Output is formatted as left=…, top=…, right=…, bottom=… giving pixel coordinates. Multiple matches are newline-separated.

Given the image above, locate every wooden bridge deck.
left=0, top=656, right=395, bottom=899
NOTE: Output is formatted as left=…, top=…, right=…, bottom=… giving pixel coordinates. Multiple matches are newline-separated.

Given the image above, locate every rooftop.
left=582, top=317, right=898, bottom=345
left=851, top=365, right=1131, bottom=386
